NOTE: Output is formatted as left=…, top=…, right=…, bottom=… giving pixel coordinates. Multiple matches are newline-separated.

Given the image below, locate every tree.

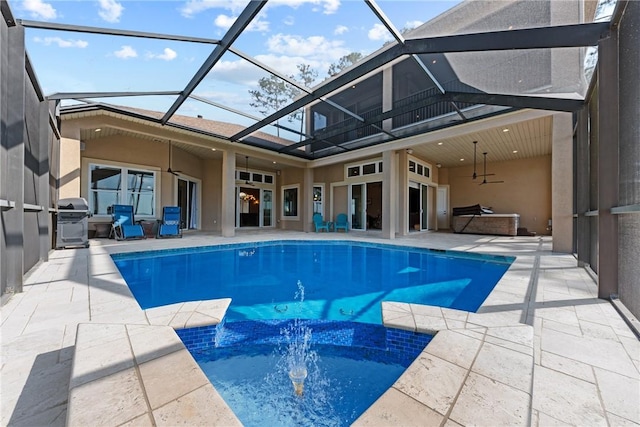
left=289, top=64, right=318, bottom=140
left=248, top=75, right=291, bottom=137
left=327, top=52, right=363, bottom=77
left=248, top=64, right=318, bottom=138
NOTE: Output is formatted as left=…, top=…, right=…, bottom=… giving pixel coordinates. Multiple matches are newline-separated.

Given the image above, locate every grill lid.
left=57, top=197, right=89, bottom=211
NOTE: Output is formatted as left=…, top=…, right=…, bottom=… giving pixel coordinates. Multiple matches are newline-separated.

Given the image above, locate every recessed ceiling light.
left=94, top=128, right=101, bottom=132
left=432, top=59, right=437, bottom=64
left=503, top=128, right=509, bottom=132
left=438, top=142, right=443, bottom=145
left=273, top=161, right=277, bottom=164
left=211, top=148, right=216, bottom=151
left=512, top=150, right=518, bottom=153
left=460, top=158, right=464, bottom=161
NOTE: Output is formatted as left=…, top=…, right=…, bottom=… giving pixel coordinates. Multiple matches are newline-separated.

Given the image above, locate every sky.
left=12, top=0, right=462, bottom=133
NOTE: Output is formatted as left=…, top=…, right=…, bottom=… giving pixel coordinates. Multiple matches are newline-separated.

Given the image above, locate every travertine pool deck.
left=1, top=230, right=639, bottom=426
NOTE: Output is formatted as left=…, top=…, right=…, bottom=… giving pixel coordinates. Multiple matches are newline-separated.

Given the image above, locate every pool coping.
left=66, top=239, right=533, bottom=426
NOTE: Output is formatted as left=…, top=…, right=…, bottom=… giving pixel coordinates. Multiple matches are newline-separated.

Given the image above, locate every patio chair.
left=313, top=213, right=330, bottom=232
left=334, top=213, right=349, bottom=232
left=157, top=206, right=182, bottom=238
left=111, top=204, right=145, bottom=240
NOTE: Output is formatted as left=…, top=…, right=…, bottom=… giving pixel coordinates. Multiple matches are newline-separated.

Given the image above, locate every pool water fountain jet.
left=213, top=317, right=227, bottom=348
left=283, top=280, right=313, bottom=397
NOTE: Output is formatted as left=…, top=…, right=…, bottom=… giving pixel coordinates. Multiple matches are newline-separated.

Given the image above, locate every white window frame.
left=84, top=159, right=159, bottom=220
left=313, top=184, right=325, bottom=216
left=281, top=184, right=300, bottom=220
left=345, top=158, right=383, bottom=180
left=407, top=156, right=432, bottom=182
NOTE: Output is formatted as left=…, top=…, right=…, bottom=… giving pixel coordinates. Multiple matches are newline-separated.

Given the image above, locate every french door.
left=177, top=177, right=198, bottom=229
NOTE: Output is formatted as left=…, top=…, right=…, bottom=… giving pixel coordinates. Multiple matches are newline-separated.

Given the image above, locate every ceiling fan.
left=479, top=152, right=504, bottom=185
left=472, top=140, right=479, bottom=180
left=166, top=141, right=181, bottom=176
left=462, top=141, right=495, bottom=180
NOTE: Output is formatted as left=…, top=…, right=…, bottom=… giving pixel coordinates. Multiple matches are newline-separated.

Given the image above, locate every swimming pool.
left=113, top=240, right=514, bottom=324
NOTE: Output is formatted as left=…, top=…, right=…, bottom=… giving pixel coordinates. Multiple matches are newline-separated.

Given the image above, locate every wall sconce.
left=238, top=192, right=247, bottom=199
left=406, top=148, right=414, bottom=155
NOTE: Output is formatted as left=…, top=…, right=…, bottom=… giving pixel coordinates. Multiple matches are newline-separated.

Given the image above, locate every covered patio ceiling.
left=11, top=0, right=615, bottom=166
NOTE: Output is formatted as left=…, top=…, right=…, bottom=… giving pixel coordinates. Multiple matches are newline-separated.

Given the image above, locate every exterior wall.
left=79, top=136, right=206, bottom=231
left=202, top=158, right=222, bottom=231
left=59, top=137, right=82, bottom=199
left=314, top=163, right=345, bottom=221
left=448, top=155, right=552, bottom=236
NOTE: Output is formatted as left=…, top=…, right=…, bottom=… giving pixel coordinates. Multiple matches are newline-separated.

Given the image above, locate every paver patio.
left=1, top=230, right=638, bottom=426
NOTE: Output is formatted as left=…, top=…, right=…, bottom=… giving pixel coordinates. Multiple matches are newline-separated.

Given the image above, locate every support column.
left=4, top=24, right=26, bottom=293
left=221, top=149, right=236, bottom=237
left=575, top=107, right=590, bottom=266
left=397, top=149, right=409, bottom=236
left=551, top=112, right=573, bottom=253
left=381, top=150, right=397, bottom=239
left=597, top=31, right=619, bottom=299
left=37, top=101, right=51, bottom=260
left=303, top=167, right=313, bottom=233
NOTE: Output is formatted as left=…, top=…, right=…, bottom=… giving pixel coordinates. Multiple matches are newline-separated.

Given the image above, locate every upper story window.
left=89, top=163, right=156, bottom=217
left=236, top=169, right=275, bottom=186
left=346, top=160, right=383, bottom=179
left=408, top=158, right=431, bottom=180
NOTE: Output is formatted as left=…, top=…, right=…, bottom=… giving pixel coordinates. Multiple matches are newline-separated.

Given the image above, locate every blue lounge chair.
left=158, top=206, right=182, bottom=238
left=334, top=213, right=349, bottom=232
left=313, top=213, right=330, bottom=232
left=111, top=204, right=145, bottom=240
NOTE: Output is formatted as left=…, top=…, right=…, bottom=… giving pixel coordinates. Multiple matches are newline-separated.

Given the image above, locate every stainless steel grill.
left=56, top=198, right=91, bottom=249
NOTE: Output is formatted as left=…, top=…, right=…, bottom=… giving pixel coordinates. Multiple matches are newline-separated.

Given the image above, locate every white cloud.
left=22, top=0, right=57, bottom=20
left=266, top=33, right=348, bottom=59
left=269, top=0, right=340, bottom=15
left=248, top=17, right=270, bottom=32
left=180, top=0, right=247, bottom=18
left=98, top=0, right=124, bottom=23
left=114, top=45, right=137, bottom=59
left=213, top=13, right=269, bottom=32
left=368, top=23, right=392, bottom=41
left=33, top=37, right=88, bottom=48
left=214, top=14, right=236, bottom=30
left=321, top=0, right=340, bottom=14
left=208, top=55, right=321, bottom=88
left=147, top=48, right=178, bottom=61
left=334, top=25, right=348, bottom=35
left=405, top=20, right=424, bottom=31
left=283, top=15, right=295, bottom=26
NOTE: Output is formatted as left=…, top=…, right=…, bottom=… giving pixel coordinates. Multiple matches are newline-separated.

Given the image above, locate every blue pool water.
left=179, top=320, right=433, bottom=427
left=113, top=240, right=513, bottom=324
